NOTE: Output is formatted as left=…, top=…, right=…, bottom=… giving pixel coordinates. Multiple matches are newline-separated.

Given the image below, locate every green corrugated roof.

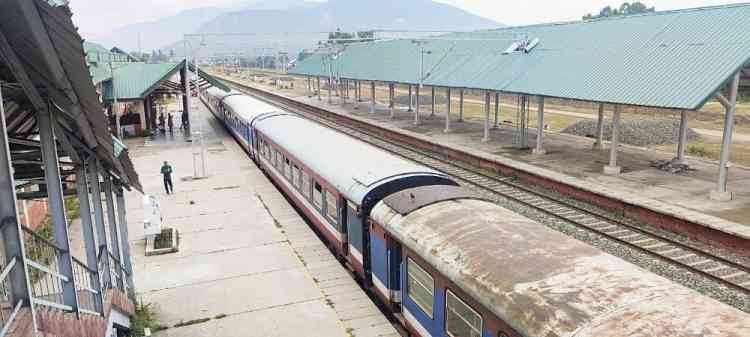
left=291, top=4, right=750, bottom=110
left=103, top=62, right=183, bottom=101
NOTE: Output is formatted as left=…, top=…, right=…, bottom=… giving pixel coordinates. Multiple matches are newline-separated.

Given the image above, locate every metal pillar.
left=103, top=174, right=123, bottom=289
left=316, top=77, right=321, bottom=101
left=389, top=83, right=395, bottom=119
left=87, top=158, right=110, bottom=286
left=307, top=76, right=312, bottom=96
left=675, top=110, right=689, bottom=164
left=370, top=81, right=376, bottom=113
left=482, top=91, right=490, bottom=142
left=712, top=72, right=741, bottom=201
left=0, top=82, right=37, bottom=330
left=354, top=81, right=359, bottom=109
left=115, top=188, right=135, bottom=297
left=517, top=96, right=529, bottom=149
left=327, top=77, right=332, bottom=104
left=594, top=103, right=605, bottom=149
left=408, top=85, right=413, bottom=112
left=414, top=86, right=421, bottom=125
left=604, top=105, right=622, bottom=175
left=533, top=96, right=546, bottom=155
left=444, top=88, right=452, bottom=133
left=76, top=159, right=104, bottom=313
left=38, top=103, right=79, bottom=313
left=493, top=92, right=500, bottom=128
left=459, top=89, right=464, bottom=122
left=180, top=64, right=190, bottom=136
left=431, top=87, right=435, bottom=117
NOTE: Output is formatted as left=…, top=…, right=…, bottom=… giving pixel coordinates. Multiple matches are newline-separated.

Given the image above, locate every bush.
left=687, top=143, right=709, bottom=157
left=129, top=302, right=167, bottom=337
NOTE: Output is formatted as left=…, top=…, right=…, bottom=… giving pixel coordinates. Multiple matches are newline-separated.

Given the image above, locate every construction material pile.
left=562, top=119, right=701, bottom=146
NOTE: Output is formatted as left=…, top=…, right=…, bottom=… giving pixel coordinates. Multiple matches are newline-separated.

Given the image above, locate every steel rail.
left=223, top=79, right=750, bottom=296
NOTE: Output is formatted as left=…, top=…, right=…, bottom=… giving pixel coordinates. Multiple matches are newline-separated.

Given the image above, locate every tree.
left=583, top=2, right=654, bottom=20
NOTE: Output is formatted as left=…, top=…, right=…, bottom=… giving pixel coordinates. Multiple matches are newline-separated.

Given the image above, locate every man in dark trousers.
left=167, top=113, right=174, bottom=134
left=161, top=161, right=174, bottom=194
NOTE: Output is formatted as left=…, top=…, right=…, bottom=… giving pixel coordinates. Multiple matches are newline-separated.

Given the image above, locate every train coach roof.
left=222, top=93, right=281, bottom=121
left=255, top=114, right=450, bottom=205
left=370, top=199, right=750, bottom=337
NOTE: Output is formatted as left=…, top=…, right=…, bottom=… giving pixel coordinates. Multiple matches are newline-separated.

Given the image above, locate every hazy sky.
left=71, top=0, right=742, bottom=37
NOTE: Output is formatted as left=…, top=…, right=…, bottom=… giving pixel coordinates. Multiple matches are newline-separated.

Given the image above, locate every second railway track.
left=222, top=80, right=750, bottom=307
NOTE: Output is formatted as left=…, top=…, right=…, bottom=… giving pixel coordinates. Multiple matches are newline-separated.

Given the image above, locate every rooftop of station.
left=292, top=3, right=750, bottom=111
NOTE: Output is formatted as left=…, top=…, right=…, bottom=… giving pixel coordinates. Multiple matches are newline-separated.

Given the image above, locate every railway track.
left=223, top=80, right=750, bottom=298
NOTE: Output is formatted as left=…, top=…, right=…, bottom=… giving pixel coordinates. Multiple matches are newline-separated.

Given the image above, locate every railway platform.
left=121, top=103, right=398, bottom=336
left=221, top=78, right=750, bottom=249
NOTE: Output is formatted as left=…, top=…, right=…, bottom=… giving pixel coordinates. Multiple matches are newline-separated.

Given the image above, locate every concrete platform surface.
left=239, top=82, right=750, bottom=237
left=123, top=103, right=398, bottom=337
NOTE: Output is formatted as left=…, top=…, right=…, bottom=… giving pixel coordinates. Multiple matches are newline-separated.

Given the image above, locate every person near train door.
left=161, top=161, right=174, bottom=195
left=167, top=113, right=174, bottom=134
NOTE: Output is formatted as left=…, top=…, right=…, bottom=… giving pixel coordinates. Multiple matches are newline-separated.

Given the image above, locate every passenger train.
left=202, top=87, right=749, bottom=337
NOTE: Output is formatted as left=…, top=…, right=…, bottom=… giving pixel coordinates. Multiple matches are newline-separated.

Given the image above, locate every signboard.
left=143, top=195, right=162, bottom=237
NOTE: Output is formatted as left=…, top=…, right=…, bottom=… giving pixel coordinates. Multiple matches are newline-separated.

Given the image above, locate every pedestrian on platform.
left=161, top=161, right=174, bottom=195
left=158, top=113, right=165, bottom=133
left=167, top=113, right=174, bottom=134
left=181, top=110, right=188, bottom=132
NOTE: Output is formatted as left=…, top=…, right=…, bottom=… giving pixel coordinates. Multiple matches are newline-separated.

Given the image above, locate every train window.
left=313, top=182, right=323, bottom=210
left=325, top=190, right=337, bottom=224
left=301, top=171, right=311, bottom=199
left=445, top=290, right=482, bottom=337
left=292, top=165, right=301, bottom=189
left=407, top=258, right=434, bottom=318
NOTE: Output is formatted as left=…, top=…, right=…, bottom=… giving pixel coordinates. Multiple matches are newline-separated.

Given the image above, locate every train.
left=202, top=87, right=749, bottom=337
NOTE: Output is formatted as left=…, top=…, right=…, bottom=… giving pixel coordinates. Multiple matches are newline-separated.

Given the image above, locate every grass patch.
left=64, top=197, right=81, bottom=220
left=128, top=302, right=167, bottom=337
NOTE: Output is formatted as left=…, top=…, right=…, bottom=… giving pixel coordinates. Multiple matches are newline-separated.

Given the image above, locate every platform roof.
left=291, top=3, right=750, bottom=110
left=0, top=0, right=141, bottom=191
left=102, top=62, right=183, bottom=101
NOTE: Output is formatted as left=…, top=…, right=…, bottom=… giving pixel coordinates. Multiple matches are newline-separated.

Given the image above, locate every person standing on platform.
left=158, top=113, right=166, bottom=133
left=161, top=161, right=174, bottom=195
left=181, top=110, right=188, bottom=132
left=167, top=113, right=174, bottom=134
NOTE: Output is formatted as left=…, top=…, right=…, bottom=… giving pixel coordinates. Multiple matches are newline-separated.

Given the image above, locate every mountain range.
left=89, top=0, right=501, bottom=56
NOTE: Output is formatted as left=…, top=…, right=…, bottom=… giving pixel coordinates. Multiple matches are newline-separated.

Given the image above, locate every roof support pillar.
left=317, top=77, right=322, bottom=101
left=0, top=81, right=38, bottom=330
left=342, top=79, right=348, bottom=104
left=593, top=103, right=605, bottom=150
left=711, top=72, right=741, bottom=201
left=181, top=63, right=191, bottom=137
left=458, top=89, right=464, bottom=122
left=76, top=158, right=104, bottom=314
left=39, top=102, right=79, bottom=314
left=533, top=96, right=546, bottom=155
left=493, top=92, right=500, bottom=128
left=675, top=110, right=689, bottom=165
left=431, top=87, right=435, bottom=116
left=408, top=85, right=413, bottom=112
left=444, top=88, right=452, bottom=133
left=370, top=81, right=376, bottom=114
left=482, top=91, right=491, bottom=142
left=307, top=76, right=312, bottom=96
left=88, top=157, right=111, bottom=287
left=517, top=96, right=529, bottom=149
left=354, top=80, right=359, bottom=109
left=103, top=174, right=124, bottom=290
left=389, top=83, right=395, bottom=119
left=327, top=77, right=332, bottom=104
left=115, top=187, right=135, bottom=298
left=414, top=85, right=421, bottom=125
left=604, top=105, right=622, bottom=175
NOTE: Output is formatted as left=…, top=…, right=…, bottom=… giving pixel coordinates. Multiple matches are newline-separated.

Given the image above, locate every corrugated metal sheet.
left=291, top=4, right=750, bottom=110
left=103, top=62, right=182, bottom=101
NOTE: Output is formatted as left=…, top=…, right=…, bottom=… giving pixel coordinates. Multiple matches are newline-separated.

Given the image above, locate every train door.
left=346, top=201, right=368, bottom=281
left=388, top=236, right=402, bottom=308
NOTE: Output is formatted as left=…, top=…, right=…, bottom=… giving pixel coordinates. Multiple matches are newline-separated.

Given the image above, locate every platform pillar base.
left=532, top=148, right=546, bottom=156
left=603, top=165, right=621, bottom=175
left=709, top=190, right=733, bottom=201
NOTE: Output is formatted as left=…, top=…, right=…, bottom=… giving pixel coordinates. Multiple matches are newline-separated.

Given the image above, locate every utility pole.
left=109, top=59, right=121, bottom=139
left=412, top=40, right=431, bottom=125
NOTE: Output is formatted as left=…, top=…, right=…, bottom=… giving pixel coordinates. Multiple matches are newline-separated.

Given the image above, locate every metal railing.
left=0, top=258, right=24, bottom=335
left=21, top=226, right=70, bottom=312
left=71, top=257, right=99, bottom=316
